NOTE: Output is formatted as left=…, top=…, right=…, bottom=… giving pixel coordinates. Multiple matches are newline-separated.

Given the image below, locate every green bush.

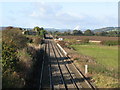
left=2, top=43, right=18, bottom=72
left=2, top=70, right=25, bottom=88
left=2, top=43, right=25, bottom=88
left=2, top=29, right=28, bottom=49
left=2, top=27, right=44, bottom=88
left=100, top=40, right=119, bottom=46
left=17, top=48, right=33, bottom=70
left=2, top=27, right=34, bottom=88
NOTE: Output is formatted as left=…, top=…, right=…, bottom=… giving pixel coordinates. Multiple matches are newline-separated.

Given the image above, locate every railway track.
left=52, top=41, right=82, bottom=89
left=52, top=41, right=81, bottom=89
left=39, top=36, right=95, bottom=90
left=55, top=42, right=95, bottom=89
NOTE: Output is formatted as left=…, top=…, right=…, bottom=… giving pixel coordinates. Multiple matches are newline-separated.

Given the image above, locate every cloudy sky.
left=0, top=0, right=118, bottom=30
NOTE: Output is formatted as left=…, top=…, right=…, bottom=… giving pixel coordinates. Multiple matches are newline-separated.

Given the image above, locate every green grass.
left=92, top=74, right=119, bottom=88
left=69, top=43, right=119, bottom=88
left=70, top=44, right=118, bottom=69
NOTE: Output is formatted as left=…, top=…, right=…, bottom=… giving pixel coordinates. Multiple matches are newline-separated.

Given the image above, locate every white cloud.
left=30, top=3, right=86, bottom=23
left=30, top=2, right=62, bottom=18
left=30, top=11, right=38, bottom=17
left=29, top=2, right=117, bottom=29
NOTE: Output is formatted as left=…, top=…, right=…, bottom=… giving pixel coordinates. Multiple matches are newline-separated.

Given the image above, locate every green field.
left=70, top=44, right=118, bottom=69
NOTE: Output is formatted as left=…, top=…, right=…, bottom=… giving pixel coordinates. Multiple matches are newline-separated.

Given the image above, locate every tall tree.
left=108, top=31, right=118, bottom=37
left=84, top=29, right=94, bottom=36
left=33, top=26, right=41, bottom=32
left=95, top=31, right=108, bottom=36
left=73, top=30, right=83, bottom=35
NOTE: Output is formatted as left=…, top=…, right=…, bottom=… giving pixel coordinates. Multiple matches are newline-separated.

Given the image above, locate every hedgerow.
left=100, top=40, right=119, bottom=46
left=2, top=28, right=38, bottom=88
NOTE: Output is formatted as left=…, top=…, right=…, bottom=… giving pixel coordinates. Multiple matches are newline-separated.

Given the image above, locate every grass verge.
left=68, top=44, right=118, bottom=88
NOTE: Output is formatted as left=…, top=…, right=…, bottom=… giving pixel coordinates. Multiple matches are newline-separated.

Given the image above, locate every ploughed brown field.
left=59, top=36, right=118, bottom=41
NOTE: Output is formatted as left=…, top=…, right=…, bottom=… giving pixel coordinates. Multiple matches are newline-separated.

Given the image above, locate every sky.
left=0, top=0, right=118, bottom=30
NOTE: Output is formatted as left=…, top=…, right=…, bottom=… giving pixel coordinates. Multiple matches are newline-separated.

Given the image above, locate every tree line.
left=23, top=26, right=47, bottom=39
left=52, top=29, right=119, bottom=37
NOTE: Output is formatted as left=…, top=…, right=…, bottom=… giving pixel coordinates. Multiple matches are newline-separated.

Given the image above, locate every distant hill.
left=0, top=27, right=6, bottom=30
left=0, top=26, right=33, bottom=31
left=45, top=27, right=119, bottom=32
left=45, top=28, right=71, bottom=32
left=93, top=27, right=119, bottom=33
left=1, top=26, right=119, bottom=33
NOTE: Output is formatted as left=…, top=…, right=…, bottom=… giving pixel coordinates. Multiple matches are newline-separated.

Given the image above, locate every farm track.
left=39, top=36, right=95, bottom=89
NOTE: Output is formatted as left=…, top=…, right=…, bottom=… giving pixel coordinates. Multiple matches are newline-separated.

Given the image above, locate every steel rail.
left=48, top=40, right=54, bottom=90
left=53, top=42, right=81, bottom=89
left=56, top=42, right=96, bottom=90
left=50, top=41, right=68, bottom=90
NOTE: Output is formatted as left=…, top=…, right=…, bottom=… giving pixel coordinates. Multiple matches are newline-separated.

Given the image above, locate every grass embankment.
left=70, top=44, right=118, bottom=88
left=2, top=28, right=44, bottom=88
left=60, top=38, right=119, bottom=88
left=71, top=44, right=118, bottom=68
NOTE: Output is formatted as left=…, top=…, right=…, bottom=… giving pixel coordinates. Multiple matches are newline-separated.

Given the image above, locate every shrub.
left=2, top=70, right=25, bottom=88
left=2, top=27, right=33, bottom=88
left=2, top=29, right=28, bottom=49
left=2, top=27, right=43, bottom=88
left=17, top=48, right=33, bottom=70
left=100, top=40, right=119, bottom=46
left=2, top=43, right=25, bottom=88
left=2, top=43, right=18, bottom=72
